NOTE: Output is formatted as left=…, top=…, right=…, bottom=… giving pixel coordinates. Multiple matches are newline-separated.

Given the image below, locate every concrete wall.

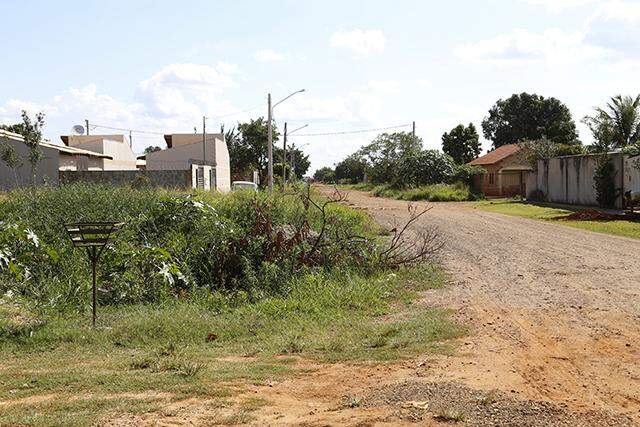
left=64, top=135, right=137, bottom=170
left=527, top=153, right=635, bottom=208
left=0, top=136, right=59, bottom=190
left=59, top=170, right=192, bottom=189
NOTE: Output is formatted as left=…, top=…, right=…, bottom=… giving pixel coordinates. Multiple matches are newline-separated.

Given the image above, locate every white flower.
left=159, top=262, right=175, bottom=286
left=25, top=229, right=39, bottom=248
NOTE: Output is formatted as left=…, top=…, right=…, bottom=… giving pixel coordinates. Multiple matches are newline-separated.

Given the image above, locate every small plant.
left=340, top=395, right=365, bottom=408
left=433, top=408, right=465, bottom=422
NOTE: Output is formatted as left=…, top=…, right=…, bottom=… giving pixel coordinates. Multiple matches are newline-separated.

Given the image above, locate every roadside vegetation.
left=475, top=199, right=640, bottom=240
left=0, top=184, right=462, bottom=425
left=338, top=182, right=479, bottom=202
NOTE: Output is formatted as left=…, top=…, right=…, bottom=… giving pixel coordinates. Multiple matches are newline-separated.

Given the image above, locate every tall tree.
left=226, top=118, right=279, bottom=185
left=313, top=167, right=335, bottom=183
left=356, top=131, right=423, bottom=184
left=482, top=93, right=579, bottom=148
left=334, top=155, right=367, bottom=184
left=441, top=123, right=481, bottom=164
left=583, top=95, right=640, bottom=150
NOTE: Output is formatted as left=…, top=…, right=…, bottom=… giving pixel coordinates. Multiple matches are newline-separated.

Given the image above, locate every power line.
left=294, top=123, right=412, bottom=137
left=205, top=105, right=262, bottom=120
left=89, top=123, right=167, bottom=135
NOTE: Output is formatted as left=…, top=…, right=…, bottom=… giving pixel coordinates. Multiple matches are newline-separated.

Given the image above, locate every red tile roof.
left=468, top=144, right=520, bottom=166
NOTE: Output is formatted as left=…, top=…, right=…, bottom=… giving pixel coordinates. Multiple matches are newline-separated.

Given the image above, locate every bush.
left=0, top=185, right=379, bottom=310
left=373, top=183, right=477, bottom=202
left=593, top=155, right=618, bottom=208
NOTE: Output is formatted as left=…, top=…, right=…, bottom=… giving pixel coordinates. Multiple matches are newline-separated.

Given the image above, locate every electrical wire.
left=294, top=123, right=412, bottom=137
left=205, top=105, right=262, bottom=120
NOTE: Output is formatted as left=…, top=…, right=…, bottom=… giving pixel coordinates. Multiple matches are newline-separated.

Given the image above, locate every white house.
left=0, top=129, right=111, bottom=189
left=144, top=133, right=231, bottom=192
left=60, top=134, right=137, bottom=170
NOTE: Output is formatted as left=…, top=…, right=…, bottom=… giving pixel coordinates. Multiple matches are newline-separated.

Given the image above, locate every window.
left=488, top=173, right=495, bottom=185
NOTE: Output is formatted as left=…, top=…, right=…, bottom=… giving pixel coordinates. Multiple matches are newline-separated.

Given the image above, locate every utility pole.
left=267, top=94, right=274, bottom=193
left=282, top=122, right=288, bottom=192
left=412, top=121, right=416, bottom=144
left=129, top=131, right=132, bottom=148
left=202, top=116, right=206, bottom=164
left=85, top=119, right=89, bottom=135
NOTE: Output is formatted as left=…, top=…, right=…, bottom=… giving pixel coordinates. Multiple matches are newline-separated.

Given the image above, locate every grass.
left=337, top=182, right=478, bottom=202
left=0, top=267, right=463, bottom=425
left=474, top=199, right=640, bottom=239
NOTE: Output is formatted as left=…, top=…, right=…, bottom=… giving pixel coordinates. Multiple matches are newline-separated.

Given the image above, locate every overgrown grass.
left=474, top=199, right=640, bottom=239
left=0, top=267, right=463, bottom=425
left=337, top=182, right=478, bottom=202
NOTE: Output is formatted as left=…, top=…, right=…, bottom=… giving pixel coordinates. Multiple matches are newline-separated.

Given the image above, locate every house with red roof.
left=468, top=144, right=532, bottom=197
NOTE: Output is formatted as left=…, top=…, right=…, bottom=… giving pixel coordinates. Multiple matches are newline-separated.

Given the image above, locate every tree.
left=583, top=95, right=640, bottom=150
left=226, top=118, right=279, bottom=186
left=282, top=145, right=310, bottom=179
left=313, top=167, right=335, bottom=183
left=334, top=155, right=367, bottom=184
left=0, top=142, right=23, bottom=187
left=4, top=111, right=45, bottom=186
left=482, top=93, right=579, bottom=148
left=441, top=123, right=481, bottom=164
left=144, top=145, right=162, bottom=154
left=356, top=131, right=423, bottom=184
left=518, top=139, right=584, bottom=168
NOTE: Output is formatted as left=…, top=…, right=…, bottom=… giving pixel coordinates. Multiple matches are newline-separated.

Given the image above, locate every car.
left=231, top=181, right=258, bottom=191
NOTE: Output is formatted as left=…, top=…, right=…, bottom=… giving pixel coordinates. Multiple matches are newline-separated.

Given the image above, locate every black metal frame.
left=64, top=222, right=123, bottom=327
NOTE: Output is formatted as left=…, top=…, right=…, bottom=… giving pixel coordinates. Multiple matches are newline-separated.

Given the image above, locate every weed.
left=433, top=408, right=466, bottom=422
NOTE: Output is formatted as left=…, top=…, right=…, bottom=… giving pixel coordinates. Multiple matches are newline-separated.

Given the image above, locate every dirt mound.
left=555, top=209, right=626, bottom=221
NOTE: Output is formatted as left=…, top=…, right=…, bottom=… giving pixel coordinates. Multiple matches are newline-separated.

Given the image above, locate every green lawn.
left=474, top=199, right=640, bottom=239
left=0, top=267, right=463, bottom=426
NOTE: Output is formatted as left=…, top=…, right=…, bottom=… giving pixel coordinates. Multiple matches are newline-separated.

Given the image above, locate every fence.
left=526, top=153, right=640, bottom=208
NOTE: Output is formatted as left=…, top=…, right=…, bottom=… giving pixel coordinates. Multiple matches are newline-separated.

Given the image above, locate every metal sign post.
left=64, top=222, right=123, bottom=327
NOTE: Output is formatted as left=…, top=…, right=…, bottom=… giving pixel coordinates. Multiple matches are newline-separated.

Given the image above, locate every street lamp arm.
left=289, top=123, right=309, bottom=135
left=273, top=89, right=305, bottom=109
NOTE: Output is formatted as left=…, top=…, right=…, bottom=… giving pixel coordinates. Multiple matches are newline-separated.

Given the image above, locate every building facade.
left=468, top=144, right=532, bottom=197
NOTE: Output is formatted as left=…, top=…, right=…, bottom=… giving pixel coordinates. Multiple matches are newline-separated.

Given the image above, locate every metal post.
left=85, top=119, right=90, bottom=135
left=90, top=247, right=97, bottom=327
left=282, top=122, right=287, bottom=192
left=202, top=116, right=206, bottom=165
left=267, top=94, right=273, bottom=193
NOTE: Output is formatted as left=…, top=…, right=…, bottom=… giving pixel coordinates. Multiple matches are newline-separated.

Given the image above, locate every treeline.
left=315, top=92, right=640, bottom=186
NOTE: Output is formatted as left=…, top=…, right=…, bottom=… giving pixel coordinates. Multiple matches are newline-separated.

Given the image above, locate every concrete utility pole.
left=412, top=121, right=416, bottom=144
left=129, top=131, right=133, bottom=148
left=85, top=119, right=89, bottom=135
left=202, top=116, right=206, bottom=164
left=267, top=89, right=306, bottom=193
left=267, top=94, right=274, bottom=193
left=281, top=122, right=287, bottom=192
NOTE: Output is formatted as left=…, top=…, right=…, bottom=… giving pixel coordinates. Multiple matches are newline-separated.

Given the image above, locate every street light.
left=267, top=89, right=305, bottom=193
left=282, top=123, right=308, bottom=191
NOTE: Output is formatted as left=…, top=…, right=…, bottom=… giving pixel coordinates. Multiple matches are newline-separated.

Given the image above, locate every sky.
left=1, top=0, right=639, bottom=173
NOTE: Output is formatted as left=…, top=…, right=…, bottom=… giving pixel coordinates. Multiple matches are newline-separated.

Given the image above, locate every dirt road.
left=243, top=189, right=640, bottom=426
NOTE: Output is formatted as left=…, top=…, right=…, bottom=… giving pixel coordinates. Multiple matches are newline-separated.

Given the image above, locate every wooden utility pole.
left=282, top=122, right=288, bottom=192
left=267, top=94, right=273, bottom=193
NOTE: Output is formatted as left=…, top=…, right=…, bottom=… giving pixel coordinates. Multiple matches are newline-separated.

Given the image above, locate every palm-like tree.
left=597, top=95, right=640, bottom=147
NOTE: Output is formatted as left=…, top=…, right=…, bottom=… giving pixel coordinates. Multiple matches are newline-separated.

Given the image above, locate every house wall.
left=527, top=153, right=632, bottom=208
left=0, top=136, right=59, bottom=190
left=58, top=154, right=104, bottom=171
left=474, top=154, right=530, bottom=197
left=146, top=136, right=231, bottom=192
left=59, top=170, right=192, bottom=188
left=65, top=135, right=137, bottom=170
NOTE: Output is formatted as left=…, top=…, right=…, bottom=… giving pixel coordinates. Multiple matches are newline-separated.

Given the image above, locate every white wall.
left=0, top=136, right=59, bottom=190
left=64, top=135, right=137, bottom=170
left=146, top=135, right=231, bottom=192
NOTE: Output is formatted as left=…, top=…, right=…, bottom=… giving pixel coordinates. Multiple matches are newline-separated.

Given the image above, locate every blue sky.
left=2, top=0, right=639, bottom=172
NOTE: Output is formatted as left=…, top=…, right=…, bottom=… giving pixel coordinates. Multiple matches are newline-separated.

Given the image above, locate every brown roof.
left=468, top=144, right=520, bottom=166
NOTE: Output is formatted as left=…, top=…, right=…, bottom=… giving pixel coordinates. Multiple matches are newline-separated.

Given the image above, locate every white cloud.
left=216, top=60, right=239, bottom=74
left=596, top=0, right=640, bottom=22
left=521, top=0, right=601, bottom=13
left=455, top=28, right=607, bottom=64
left=329, top=29, right=386, bottom=57
left=253, top=49, right=286, bottom=62
left=368, top=80, right=401, bottom=94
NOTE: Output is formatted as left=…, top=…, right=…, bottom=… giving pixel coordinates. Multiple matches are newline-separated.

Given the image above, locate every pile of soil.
left=555, top=209, right=627, bottom=221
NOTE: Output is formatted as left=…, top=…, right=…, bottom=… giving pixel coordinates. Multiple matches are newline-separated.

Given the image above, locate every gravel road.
left=338, top=188, right=640, bottom=423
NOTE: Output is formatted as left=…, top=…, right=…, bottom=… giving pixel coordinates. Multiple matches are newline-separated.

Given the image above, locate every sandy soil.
left=110, top=188, right=640, bottom=426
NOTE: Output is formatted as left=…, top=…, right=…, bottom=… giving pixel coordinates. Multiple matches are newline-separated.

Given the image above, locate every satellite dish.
left=72, top=125, right=85, bottom=135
